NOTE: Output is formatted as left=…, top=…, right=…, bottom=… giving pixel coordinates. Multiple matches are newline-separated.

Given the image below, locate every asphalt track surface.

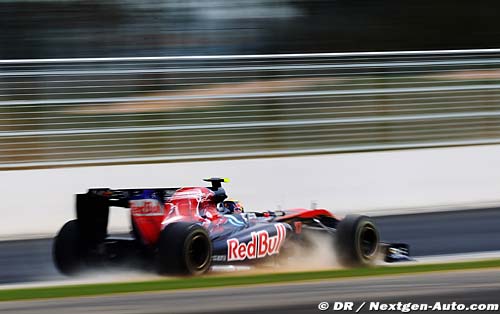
left=1, top=207, right=500, bottom=285
left=1, top=268, right=500, bottom=314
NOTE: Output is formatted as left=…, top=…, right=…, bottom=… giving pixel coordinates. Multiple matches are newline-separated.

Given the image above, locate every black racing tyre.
left=157, top=222, right=212, bottom=276
left=335, top=215, right=380, bottom=267
left=53, top=220, right=85, bottom=275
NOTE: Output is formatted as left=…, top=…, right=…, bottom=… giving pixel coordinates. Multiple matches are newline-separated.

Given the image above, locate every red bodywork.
left=130, top=187, right=220, bottom=245
left=276, top=208, right=336, bottom=221
left=130, top=186, right=336, bottom=245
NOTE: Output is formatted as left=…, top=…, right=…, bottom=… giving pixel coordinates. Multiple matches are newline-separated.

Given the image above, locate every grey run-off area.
left=1, top=267, right=500, bottom=314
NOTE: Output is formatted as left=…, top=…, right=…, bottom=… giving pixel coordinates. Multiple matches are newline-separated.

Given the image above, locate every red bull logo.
left=130, top=199, right=163, bottom=216
left=227, top=223, right=287, bottom=261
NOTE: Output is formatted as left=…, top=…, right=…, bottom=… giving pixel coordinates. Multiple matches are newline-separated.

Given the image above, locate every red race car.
left=53, top=178, right=410, bottom=276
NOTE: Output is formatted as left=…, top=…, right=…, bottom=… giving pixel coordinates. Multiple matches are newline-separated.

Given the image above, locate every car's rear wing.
left=82, top=188, right=180, bottom=208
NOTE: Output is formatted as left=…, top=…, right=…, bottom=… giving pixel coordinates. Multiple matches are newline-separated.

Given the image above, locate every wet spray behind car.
left=53, top=178, right=410, bottom=276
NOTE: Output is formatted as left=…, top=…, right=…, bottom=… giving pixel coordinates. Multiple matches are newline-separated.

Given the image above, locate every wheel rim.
left=359, top=225, right=378, bottom=259
left=187, top=233, right=210, bottom=272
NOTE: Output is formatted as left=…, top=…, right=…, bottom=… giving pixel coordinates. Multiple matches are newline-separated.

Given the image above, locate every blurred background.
left=2, top=0, right=500, bottom=231
left=2, top=0, right=500, bottom=168
left=2, top=0, right=500, bottom=60
left=2, top=0, right=500, bottom=290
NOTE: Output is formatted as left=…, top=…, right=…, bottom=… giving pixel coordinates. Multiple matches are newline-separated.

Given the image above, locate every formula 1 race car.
left=53, top=178, right=410, bottom=276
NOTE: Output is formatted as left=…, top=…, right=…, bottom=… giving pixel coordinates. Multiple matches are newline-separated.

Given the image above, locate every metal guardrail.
left=2, top=49, right=500, bottom=169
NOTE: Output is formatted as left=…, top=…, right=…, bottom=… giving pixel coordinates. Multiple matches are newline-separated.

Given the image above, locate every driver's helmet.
left=218, top=199, right=245, bottom=214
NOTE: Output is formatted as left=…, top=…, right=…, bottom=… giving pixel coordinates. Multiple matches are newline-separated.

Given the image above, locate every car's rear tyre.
left=157, top=222, right=212, bottom=276
left=335, top=215, right=379, bottom=267
left=53, top=220, right=85, bottom=275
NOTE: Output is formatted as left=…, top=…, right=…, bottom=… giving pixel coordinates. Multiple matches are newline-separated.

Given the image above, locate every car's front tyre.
left=335, top=215, right=380, bottom=267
